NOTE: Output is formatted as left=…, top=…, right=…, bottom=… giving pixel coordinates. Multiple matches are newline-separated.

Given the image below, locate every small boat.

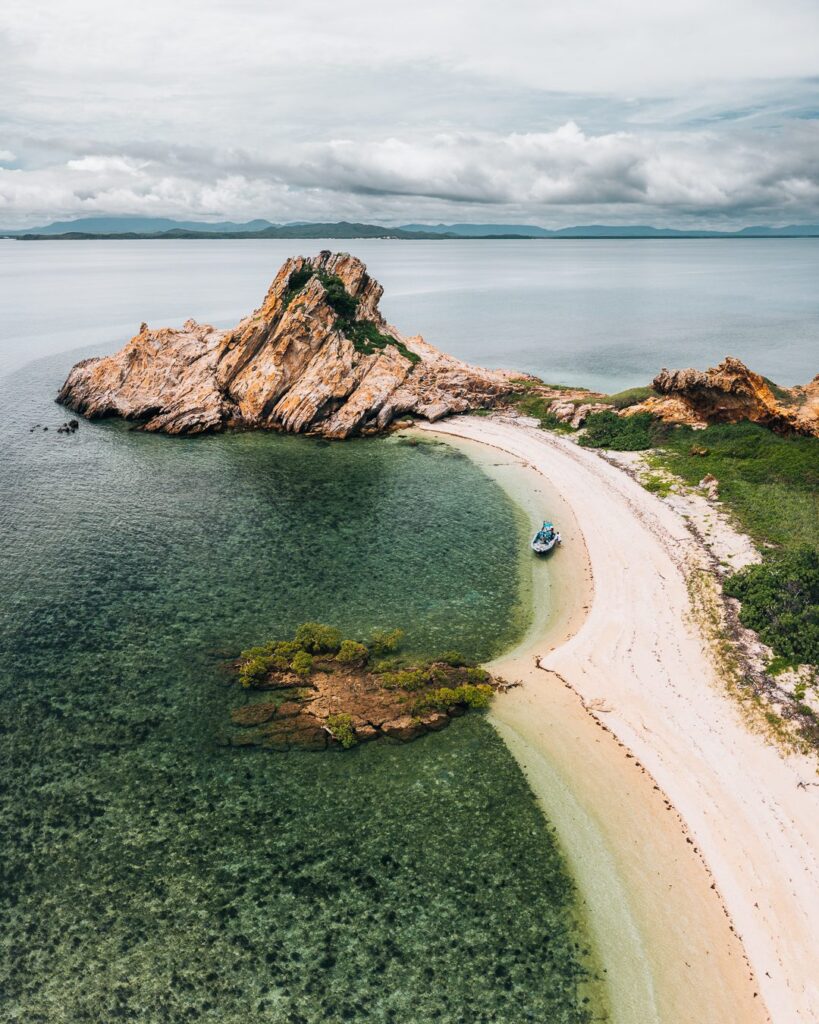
left=531, top=520, right=561, bottom=555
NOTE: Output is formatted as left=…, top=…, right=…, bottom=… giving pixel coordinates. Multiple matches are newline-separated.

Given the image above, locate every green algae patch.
left=0, top=716, right=607, bottom=1024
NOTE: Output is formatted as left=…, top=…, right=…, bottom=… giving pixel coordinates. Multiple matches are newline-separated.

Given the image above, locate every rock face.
left=57, top=251, right=519, bottom=438
left=548, top=398, right=611, bottom=429
left=627, top=357, right=819, bottom=436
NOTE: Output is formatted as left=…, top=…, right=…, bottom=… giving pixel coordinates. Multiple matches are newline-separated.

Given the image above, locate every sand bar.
left=421, top=415, right=819, bottom=1024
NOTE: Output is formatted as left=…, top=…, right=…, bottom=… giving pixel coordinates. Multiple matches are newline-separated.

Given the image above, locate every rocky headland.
left=508, top=357, right=819, bottom=436
left=629, top=357, right=819, bottom=436
left=57, top=251, right=519, bottom=438
left=57, top=252, right=817, bottom=440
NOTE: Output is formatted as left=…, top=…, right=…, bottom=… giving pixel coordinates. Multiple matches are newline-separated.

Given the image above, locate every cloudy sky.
left=1, top=0, right=818, bottom=228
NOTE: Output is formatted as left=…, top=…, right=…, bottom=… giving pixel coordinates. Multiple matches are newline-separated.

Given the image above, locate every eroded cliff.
left=58, top=251, right=519, bottom=437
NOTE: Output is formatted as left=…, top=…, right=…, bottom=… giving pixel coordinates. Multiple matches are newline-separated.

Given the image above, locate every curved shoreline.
left=422, top=415, right=819, bottom=1024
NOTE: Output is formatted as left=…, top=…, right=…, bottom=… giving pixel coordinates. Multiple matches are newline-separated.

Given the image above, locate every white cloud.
left=2, top=122, right=818, bottom=228
left=1, top=0, right=818, bottom=226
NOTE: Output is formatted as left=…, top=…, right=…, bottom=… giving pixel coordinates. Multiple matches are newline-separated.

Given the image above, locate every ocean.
left=2, top=237, right=817, bottom=390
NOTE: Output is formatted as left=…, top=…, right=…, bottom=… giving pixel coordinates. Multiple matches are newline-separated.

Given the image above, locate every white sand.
left=420, top=415, right=819, bottom=1024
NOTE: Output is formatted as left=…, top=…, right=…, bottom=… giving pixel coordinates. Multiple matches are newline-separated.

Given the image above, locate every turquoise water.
left=1, top=237, right=817, bottom=390
left=0, top=354, right=607, bottom=1022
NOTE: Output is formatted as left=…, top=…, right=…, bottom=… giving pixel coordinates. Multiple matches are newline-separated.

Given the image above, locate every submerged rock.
left=57, top=251, right=520, bottom=438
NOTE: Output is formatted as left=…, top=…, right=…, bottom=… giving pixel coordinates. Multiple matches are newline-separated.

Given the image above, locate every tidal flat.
left=0, top=354, right=607, bottom=1023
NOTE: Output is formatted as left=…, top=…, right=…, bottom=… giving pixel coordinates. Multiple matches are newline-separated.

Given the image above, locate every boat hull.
left=531, top=535, right=560, bottom=555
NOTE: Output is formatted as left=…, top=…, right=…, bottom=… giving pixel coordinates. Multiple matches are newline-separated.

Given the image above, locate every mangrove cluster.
left=229, top=623, right=500, bottom=751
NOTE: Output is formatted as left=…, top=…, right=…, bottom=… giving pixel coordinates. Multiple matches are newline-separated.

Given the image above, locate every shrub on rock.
left=291, top=651, right=314, bottom=677
left=295, top=622, right=342, bottom=654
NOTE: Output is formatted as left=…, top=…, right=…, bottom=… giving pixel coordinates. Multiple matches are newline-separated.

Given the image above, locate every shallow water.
left=2, top=237, right=817, bottom=389
left=0, top=354, right=606, bottom=1022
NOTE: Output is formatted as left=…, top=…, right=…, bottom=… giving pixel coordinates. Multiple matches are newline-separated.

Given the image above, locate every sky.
left=1, top=0, right=818, bottom=229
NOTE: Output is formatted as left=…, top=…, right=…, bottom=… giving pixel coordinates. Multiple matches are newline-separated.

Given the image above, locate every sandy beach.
left=420, top=415, right=819, bottom=1024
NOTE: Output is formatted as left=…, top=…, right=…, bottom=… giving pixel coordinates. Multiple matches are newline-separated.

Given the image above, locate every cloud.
left=1, top=0, right=818, bottom=226
left=2, top=121, right=818, bottom=228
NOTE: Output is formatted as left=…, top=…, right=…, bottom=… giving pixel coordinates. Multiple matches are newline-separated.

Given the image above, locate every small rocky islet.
left=227, top=623, right=507, bottom=751
left=56, top=250, right=520, bottom=437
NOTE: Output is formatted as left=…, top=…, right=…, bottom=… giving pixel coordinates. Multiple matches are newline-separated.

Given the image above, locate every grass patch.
left=580, top=410, right=659, bottom=451
left=507, top=390, right=575, bottom=432
left=724, top=547, right=818, bottom=666
left=642, top=472, right=673, bottom=497
left=655, top=422, right=818, bottom=551
left=603, top=385, right=655, bottom=409
left=655, top=422, right=818, bottom=670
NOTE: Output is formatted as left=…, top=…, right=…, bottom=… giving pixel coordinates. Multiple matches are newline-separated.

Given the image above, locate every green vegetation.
left=346, top=318, right=422, bottom=364
left=507, top=387, right=574, bottom=432
left=336, top=639, right=368, bottom=665
left=235, top=623, right=500, bottom=721
left=642, top=472, right=673, bottom=497
left=369, top=627, right=405, bottom=656
left=315, top=269, right=358, bottom=320
left=655, top=422, right=819, bottom=669
left=580, top=410, right=659, bottom=450
left=438, top=650, right=476, bottom=667
left=656, top=422, right=818, bottom=551
left=291, top=650, right=314, bottom=677
left=238, top=653, right=275, bottom=688
left=603, top=385, right=655, bottom=409
left=379, top=668, right=429, bottom=691
left=415, top=683, right=494, bottom=713
left=236, top=624, right=343, bottom=685
left=281, top=266, right=315, bottom=308
left=294, top=621, right=342, bottom=653
left=377, top=659, right=490, bottom=693
left=325, top=712, right=357, bottom=749
left=280, top=264, right=420, bottom=363
left=724, top=547, right=818, bottom=665
left=762, top=377, right=798, bottom=405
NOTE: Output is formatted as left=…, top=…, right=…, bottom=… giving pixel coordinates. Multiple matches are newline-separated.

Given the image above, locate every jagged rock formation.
left=57, top=252, right=519, bottom=437
left=627, top=357, right=819, bottom=436
left=548, top=397, right=610, bottom=428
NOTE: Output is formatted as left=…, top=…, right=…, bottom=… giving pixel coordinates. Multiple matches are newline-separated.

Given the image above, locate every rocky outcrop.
left=227, top=656, right=500, bottom=751
left=548, top=398, right=611, bottom=429
left=627, top=357, right=819, bottom=436
left=57, top=251, right=519, bottom=438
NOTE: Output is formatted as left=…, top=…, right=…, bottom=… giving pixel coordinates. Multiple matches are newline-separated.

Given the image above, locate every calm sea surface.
left=1, top=237, right=817, bottom=390
left=0, top=351, right=606, bottom=1021
left=5, top=236, right=812, bottom=1021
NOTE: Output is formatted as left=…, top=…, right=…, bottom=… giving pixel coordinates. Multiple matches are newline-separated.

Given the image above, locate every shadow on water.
left=0, top=354, right=608, bottom=1023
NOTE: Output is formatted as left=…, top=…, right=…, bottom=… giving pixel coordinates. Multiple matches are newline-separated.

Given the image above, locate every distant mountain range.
left=3, top=216, right=819, bottom=239
left=400, top=222, right=819, bottom=238
left=1, top=218, right=448, bottom=240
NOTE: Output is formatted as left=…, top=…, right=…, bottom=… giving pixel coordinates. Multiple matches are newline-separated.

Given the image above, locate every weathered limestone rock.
left=380, top=715, right=425, bottom=742
left=626, top=357, right=819, bottom=437
left=569, top=402, right=610, bottom=428
left=58, top=251, right=520, bottom=438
